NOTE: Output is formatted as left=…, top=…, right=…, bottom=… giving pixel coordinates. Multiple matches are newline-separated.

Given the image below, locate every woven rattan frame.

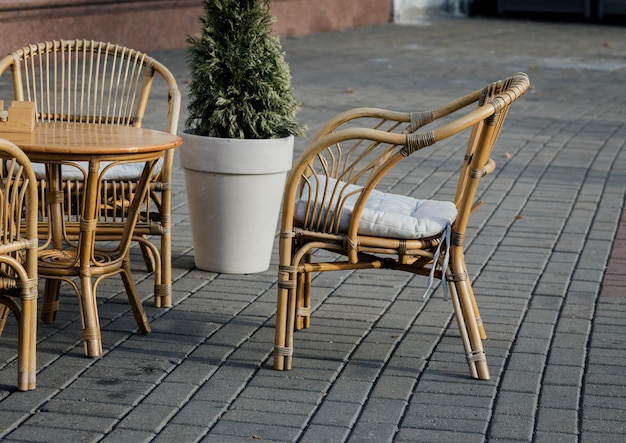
left=0, top=138, right=39, bottom=391
left=273, top=73, right=530, bottom=380
left=0, top=40, right=181, bottom=310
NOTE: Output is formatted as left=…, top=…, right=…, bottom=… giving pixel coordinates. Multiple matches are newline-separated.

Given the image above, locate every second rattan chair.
left=0, top=40, right=181, bottom=314
left=0, top=138, right=39, bottom=391
left=273, top=73, right=530, bottom=380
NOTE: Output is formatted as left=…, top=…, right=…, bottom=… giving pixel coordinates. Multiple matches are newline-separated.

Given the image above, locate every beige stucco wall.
left=0, top=0, right=391, bottom=55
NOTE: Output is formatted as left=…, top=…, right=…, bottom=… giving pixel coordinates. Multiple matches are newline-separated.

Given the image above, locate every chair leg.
left=448, top=254, right=490, bottom=380
left=156, top=228, right=172, bottom=308
left=19, top=293, right=37, bottom=391
left=450, top=255, right=486, bottom=340
left=274, top=238, right=297, bottom=370
left=295, top=263, right=312, bottom=331
left=466, top=276, right=486, bottom=340
left=139, top=228, right=171, bottom=309
left=120, top=256, right=151, bottom=334
left=449, top=281, right=477, bottom=379
left=41, top=279, right=62, bottom=323
left=302, top=253, right=312, bottom=329
left=135, top=236, right=169, bottom=308
left=1, top=292, right=36, bottom=390
left=0, top=303, right=8, bottom=335
left=460, top=281, right=489, bottom=379
left=77, top=275, right=103, bottom=357
left=138, top=238, right=156, bottom=272
left=274, top=284, right=291, bottom=370
left=157, top=174, right=173, bottom=309
left=302, top=269, right=312, bottom=329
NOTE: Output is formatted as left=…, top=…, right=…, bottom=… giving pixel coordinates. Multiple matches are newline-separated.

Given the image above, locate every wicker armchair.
left=0, top=138, right=38, bottom=391
left=0, top=40, right=181, bottom=312
left=274, top=73, right=530, bottom=380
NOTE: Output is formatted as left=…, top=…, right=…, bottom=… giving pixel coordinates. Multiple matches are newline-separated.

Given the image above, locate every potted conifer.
left=180, top=0, right=305, bottom=273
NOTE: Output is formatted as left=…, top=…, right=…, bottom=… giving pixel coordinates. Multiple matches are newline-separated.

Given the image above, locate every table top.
left=0, top=122, right=182, bottom=161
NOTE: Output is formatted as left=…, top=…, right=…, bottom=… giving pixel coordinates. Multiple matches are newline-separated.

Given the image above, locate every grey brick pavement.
left=1, top=15, right=625, bottom=442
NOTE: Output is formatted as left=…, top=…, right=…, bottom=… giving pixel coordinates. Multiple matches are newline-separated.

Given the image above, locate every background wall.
left=0, top=0, right=392, bottom=55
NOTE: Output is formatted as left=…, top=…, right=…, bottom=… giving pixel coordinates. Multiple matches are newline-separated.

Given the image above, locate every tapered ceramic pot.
left=180, top=132, right=294, bottom=273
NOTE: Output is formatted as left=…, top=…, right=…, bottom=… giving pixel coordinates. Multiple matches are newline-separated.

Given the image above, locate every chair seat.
left=295, top=177, right=457, bottom=239
left=32, top=158, right=163, bottom=181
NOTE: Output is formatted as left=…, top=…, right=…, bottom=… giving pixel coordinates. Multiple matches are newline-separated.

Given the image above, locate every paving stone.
left=395, top=428, right=485, bottom=443
left=209, top=420, right=301, bottom=442
left=369, top=375, right=416, bottom=401
left=488, top=414, right=535, bottom=441
left=230, top=397, right=318, bottom=417
left=97, top=429, right=155, bottom=443
left=3, top=425, right=104, bottom=442
left=21, top=411, right=117, bottom=433
left=150, top=424, right=206, bottom=443
left=492, top=391, right=538, bottom=417
left=298, top=424, right=350, bottom=443
left=324, top=379, right=372, bottom=404
left=533, top=431, right=578, bottom=443
left=0, top=410, right=30, bottom=438
left=499, top=370, right=542, bottom=394
left=349, top=421, right=398, bottom=442
left=310, top=400, right=363, bottom=428
left=38, top=398, right=129, bottom=419
left=535, top=407, right=580, bottom=434
left=115, top=403, right=178, bottom=432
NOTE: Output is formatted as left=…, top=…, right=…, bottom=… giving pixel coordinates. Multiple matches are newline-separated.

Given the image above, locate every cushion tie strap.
left=423, top=223, right=451, bottom=300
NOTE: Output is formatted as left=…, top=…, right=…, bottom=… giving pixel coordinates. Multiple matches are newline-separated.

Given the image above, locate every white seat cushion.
left=295, top=177, right=457, bottom=239
left=32, top=158, right=162, bottom=181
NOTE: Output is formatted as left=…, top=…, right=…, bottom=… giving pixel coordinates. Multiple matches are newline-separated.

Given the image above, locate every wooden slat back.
left=1, top=39, right=180, bottom=135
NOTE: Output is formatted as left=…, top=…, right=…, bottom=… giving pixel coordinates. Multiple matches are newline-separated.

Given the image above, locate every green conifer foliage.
left=185, top=0, right=305, bottom=139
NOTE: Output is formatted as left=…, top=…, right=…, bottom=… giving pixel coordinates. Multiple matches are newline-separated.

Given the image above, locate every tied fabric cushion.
left=295, top=177, right=457, bottom=239
left=31, top=158, right=163, bottom=181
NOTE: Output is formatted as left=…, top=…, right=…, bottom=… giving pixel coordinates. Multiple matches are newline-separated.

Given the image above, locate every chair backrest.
left=0, top=39, right=180, bottom=135
left=284, top=73, right=530, bottom=261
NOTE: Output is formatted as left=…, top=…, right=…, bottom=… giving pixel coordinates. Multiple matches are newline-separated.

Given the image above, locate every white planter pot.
left=180, top=132, right=294, bottom=273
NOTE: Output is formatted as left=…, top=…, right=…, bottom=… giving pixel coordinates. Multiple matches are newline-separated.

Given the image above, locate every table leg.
left=45, top=163, right=65, bottom=250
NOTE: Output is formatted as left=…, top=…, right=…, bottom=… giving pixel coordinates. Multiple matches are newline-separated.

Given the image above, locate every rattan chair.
left=0, top=138, right=38, bottom=391
left=273, top=73, right=530, bottom=380
left=0, top=40, right=181, bottom=314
